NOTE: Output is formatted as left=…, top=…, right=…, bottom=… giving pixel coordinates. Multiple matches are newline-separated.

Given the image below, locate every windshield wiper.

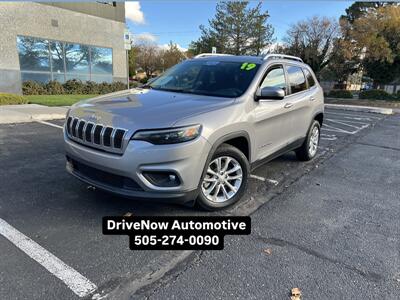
left=153, top=87, right=187, bottom=93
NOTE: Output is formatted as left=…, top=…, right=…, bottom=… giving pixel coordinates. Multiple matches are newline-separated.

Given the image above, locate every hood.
left=69, top=88, right=234, bottom=132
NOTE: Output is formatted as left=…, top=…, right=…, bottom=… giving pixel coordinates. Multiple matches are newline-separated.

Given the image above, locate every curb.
left=0, top=113, right=66, bottom=124
left=325, top=104, right=393, bottom=115
left=0, top=104, right=67, bottom=124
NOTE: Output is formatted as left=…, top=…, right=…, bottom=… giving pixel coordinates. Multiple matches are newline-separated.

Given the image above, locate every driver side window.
left=260, top=66, right=286, bottom=92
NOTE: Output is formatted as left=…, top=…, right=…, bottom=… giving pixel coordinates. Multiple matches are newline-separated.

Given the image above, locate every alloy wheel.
left=201, top=156, right=243, bottom=203
left=309, top=126, right=319, bottom=157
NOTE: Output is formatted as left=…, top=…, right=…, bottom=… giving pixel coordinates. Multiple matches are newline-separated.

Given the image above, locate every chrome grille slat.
left=90, top=122, right=96, bottom=143
left=99, top=126, right=106, bottom=146
left=74, top=119, right=80, bottom=138
left=66, top=117, right=128, bottom=154
left=110, top=128, right=116, bottom=149
left=82, top=122, right=89, bottom=141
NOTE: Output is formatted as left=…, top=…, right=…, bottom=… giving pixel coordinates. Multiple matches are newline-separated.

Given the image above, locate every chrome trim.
left=90, top=122, right=95, bottom=143
left=110, top=128, right=116, bottom=149
left=74, top=118, right=80, bottom=136
left=82, top=122, right=88, bottom=140
left=99, top=126, right=106, bottom=146
left=66, top=117, right=129, bottom=155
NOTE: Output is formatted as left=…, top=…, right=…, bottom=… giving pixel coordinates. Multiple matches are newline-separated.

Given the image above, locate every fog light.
left=143, top=171, right=181, bottom=187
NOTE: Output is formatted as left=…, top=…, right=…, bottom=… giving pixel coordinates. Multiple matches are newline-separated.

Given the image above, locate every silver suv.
left=64, top=54, right=324, bottom=210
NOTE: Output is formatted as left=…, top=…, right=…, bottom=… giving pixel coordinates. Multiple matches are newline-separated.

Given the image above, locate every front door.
left=253, top=65, right=294, bottom=161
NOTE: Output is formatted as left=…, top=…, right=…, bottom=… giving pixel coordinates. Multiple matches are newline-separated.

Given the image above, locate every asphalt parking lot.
left=0, top=108, right=398, bottom=299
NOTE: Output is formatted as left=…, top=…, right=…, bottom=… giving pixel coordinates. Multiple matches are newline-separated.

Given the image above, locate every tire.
left=295, top=120, right=321, bottom=161
left=197, top=143, right=249, bottom=211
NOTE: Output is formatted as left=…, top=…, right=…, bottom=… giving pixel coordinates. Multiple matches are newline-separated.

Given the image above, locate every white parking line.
left=250, top=174, right=279, bottom=185
left=322, top=123, right=355, bottom=134
left=36, top=120, right=63, bottom=129
left=326, top=118, right=369, bottom=129
left=325, top=111, right=382, bottom=119
left=0, top=218, right=97, bottom=297
left=320, top=133, right=337, bottom=141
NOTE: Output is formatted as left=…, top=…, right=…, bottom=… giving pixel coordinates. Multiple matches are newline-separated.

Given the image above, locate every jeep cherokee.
left=64, top=53, right=324, bottom=210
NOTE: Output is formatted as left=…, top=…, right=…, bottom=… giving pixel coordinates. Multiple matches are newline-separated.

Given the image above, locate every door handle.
left=284, top=103, right=293, bottom=109
left=310, top=96, right=316, bottom=101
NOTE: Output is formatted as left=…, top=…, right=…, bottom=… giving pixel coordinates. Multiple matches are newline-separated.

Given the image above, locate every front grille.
left=68, top=157, right=143, bottom=191
left=66, top=117, right=128, bottom=154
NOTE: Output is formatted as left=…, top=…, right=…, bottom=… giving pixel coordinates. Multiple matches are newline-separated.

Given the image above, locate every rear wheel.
left=295, top=120, right=320, bottom=161
left=197, top=144, right=249, bottom=211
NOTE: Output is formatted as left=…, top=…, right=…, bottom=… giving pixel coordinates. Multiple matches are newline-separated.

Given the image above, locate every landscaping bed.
left=325, top=97, right=400, bottom=109
left=25, top=94, right=98, bottom=107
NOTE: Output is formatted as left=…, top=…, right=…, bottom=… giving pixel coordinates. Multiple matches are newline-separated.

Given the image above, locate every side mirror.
left=255, top=87, right=285, bottom=101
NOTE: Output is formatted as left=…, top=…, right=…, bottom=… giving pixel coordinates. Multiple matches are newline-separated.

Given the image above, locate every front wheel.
left=197, top=144, right=249, bottom=211
left=295, top=120, right=320, bottom=161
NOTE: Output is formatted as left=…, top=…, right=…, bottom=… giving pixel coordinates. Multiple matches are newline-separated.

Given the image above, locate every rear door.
left=283, top=65, right=314, bottom=142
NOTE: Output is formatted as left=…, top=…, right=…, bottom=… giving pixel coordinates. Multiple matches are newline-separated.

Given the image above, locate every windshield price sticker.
left=103, top=216, right=251, bottom=250
left=241, top=62, right=257, bottom=70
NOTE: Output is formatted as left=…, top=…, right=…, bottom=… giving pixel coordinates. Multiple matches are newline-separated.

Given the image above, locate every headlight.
left=131, top=125, right=202, bottom=145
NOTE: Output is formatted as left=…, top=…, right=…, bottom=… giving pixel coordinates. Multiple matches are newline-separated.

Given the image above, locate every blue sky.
left=126, top=1, right=354, bottom=50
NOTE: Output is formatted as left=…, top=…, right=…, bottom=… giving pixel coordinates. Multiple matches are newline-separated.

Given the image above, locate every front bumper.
left=64, top=132, right=211, bottom=203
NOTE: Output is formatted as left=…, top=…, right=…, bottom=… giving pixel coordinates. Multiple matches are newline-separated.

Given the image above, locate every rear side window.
left=287, top=66, right=307, bottom=94
left=304, top=68, right=316, bottom=88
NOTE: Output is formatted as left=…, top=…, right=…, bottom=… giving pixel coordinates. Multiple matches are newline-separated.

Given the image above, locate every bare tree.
left=134, top=41, right=162, bottom=78
left=282, top=16, right=339, bottom=77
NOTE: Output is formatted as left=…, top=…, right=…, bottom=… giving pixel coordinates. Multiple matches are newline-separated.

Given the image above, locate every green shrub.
left=129, top=81, right=140, bottom=88
left=45, top=80, right=65, bottom=95
left=110, top=81, right=127, bottom=92
left=328, top=90, right=353, bottom=99
left=359, top=89, right=394, bottom=100
left=97, top=82, right=112, bottom=94
left=82, top=81, right=100, bottom=94
left=139, top=77, right=148, bottom=84
left=21, top=79, right=128, bottom=96
left=63, top=79, right=85, bottom=94
left=22, top=81, right=46, bottom=95
left=0, top=93, right=28, bottom=105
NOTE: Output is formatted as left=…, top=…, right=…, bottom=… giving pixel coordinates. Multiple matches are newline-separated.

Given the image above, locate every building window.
left=17, top=35, right=113, bottom=84
left=17, top=36, right=50, bottom=72
left=65, top=43, right=90, bottom=74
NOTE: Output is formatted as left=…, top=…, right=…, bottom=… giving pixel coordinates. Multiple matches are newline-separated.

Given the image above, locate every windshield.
left=147, top=60, right=260, bottom=98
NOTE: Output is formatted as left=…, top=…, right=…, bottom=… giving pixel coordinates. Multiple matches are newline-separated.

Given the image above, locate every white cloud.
left=159, top=43, right=188, bottom=52
left=134, top=32, right=158, bottom=43
left=125, top=1, right=145, bottom=24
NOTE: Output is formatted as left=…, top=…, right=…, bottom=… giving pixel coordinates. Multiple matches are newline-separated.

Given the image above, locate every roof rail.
left=263, top=54, right=303, bottom=63
left=194, top=53, right=234, bottom=59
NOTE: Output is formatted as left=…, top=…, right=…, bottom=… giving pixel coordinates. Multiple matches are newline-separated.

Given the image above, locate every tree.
left=189, top=1, right=274, bottom=55
left=134, top=41, right=162, bottom=78
left=322, top=39, right=359, bottom=86
left=128, top=46, right=138, bottom=78
left=249, top=2, right=275, bottom=55
left=161, top=42, right=186, bottom=70
left=346, top=5, right=400, bottom=85
left=340, top=2, right=388, bottom=24
left=282, top=16, right=339, bottom=77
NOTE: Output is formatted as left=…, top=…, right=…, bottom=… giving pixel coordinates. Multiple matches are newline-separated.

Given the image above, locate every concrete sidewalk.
left=137, top=114, right=400, bottom=299
left=0, top=104, right=67, bottom=124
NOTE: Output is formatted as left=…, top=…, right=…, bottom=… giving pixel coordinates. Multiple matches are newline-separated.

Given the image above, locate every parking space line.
left=320, top=133, right=337, bottom=141
left=326, top=118, right=369, bottom=129
left=35, top=120, right=63, bottom=129
left=322, top=124, right=355, bottom=134
left=250, top=174, right=279, bottom=185
left=0, top=218, right=97, bottom=297
left=325, top=111, right=382, bottom=120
